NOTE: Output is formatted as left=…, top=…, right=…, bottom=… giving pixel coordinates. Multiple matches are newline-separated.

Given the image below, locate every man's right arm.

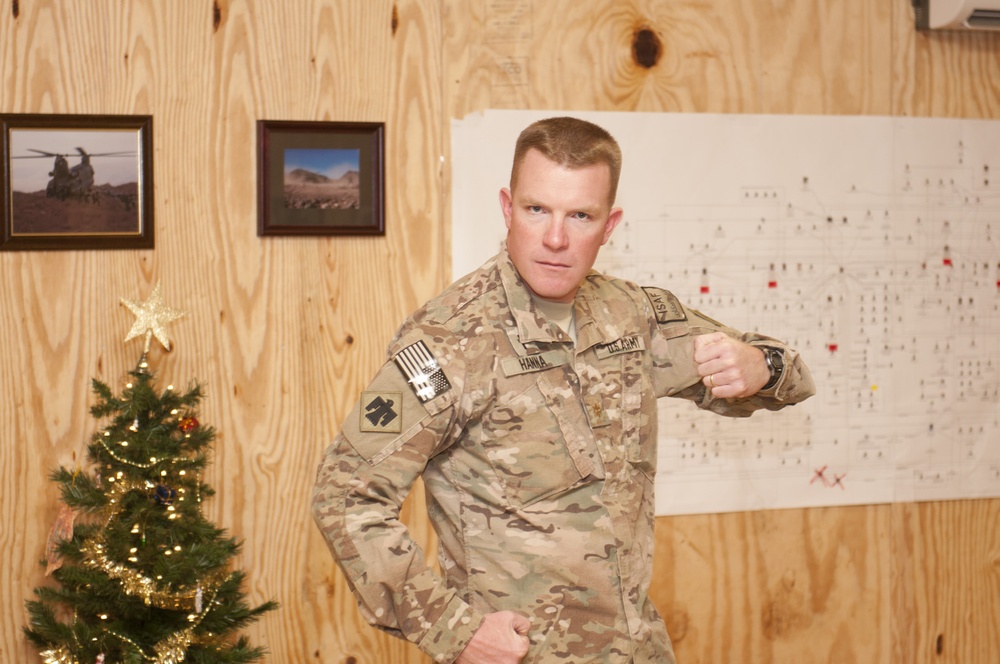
left=311, top=343, right=484, bottom=663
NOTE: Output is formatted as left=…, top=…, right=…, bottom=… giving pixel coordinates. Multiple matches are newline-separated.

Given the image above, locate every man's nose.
left=543, top=216, right=568, bottom=250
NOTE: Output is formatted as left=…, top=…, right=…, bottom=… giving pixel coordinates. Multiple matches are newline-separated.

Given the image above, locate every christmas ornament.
left=40, top=646, right=78, bottom=664
left=178, top=416, right=199, bottom=433
left=155, top=484, right=177, bottom=506
left=45, top=502, right=79, bottom=576
left=120, top=282, right=186, bottom=352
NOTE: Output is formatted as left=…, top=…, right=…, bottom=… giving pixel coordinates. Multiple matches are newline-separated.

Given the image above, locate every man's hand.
left=456, top=611, right=531, bottom=664
left=694, top=332, right=771, bottom=398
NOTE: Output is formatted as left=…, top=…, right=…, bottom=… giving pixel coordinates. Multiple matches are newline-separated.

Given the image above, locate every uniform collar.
left=498, top=246, right=634, bottom=350
left=498, top=247, right=566, bottom=344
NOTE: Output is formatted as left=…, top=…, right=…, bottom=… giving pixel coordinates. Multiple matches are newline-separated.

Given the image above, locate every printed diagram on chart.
left=592, top=115, right=1000, bottom=515
left=450, top=110, right=1000, bottom=515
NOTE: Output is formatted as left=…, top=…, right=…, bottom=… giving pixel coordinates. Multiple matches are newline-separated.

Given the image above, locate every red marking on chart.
left=810, top=466, right=846, bottom=490
left=810, top=466, right=828, bottom=485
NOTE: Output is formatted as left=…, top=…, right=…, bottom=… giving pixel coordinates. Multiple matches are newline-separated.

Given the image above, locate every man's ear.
left=499, top=187, right=514, bottom=230
left=602, top=207, right=624, bottom=245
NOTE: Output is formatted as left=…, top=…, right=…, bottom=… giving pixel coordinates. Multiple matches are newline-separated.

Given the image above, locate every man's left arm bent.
left=642, top=287, right=816, bottom=414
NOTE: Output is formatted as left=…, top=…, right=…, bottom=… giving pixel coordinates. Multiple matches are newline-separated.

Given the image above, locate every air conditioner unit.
left=913, top=0, right=1000, bottom=29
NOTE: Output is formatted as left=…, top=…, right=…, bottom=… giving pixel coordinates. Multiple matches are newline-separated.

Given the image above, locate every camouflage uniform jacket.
left=311, top=248, right=815, bottom=663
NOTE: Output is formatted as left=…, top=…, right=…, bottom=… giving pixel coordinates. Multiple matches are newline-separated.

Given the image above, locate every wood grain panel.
left=3, top=0, right=999, bottom=662
left=891, top=11, right=1000, bottom=118
left=2, top=0, right=439, bottom=662
left=890, top=499, right=1000, bottom=664
left=653, top=505, right=892, bottom=663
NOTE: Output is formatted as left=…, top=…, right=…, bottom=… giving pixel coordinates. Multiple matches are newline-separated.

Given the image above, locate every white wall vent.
left=913, top=0, right=1000, bottom=30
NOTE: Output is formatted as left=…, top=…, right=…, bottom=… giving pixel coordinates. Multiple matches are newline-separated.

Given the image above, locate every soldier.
left=312, top=117, right=816, bottom=663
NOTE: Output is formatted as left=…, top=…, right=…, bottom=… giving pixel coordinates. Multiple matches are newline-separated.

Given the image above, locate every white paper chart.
left=451, top=110, right=1000, bottom=515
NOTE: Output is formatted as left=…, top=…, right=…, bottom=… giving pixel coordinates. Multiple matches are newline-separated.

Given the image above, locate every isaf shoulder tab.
left=642, top=287, right=687, bottom=325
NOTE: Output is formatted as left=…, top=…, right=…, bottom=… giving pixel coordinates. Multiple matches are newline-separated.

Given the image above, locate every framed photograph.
left=257, top=120, right=384, bottom=237
left=1, top=114, right=153, bottom=251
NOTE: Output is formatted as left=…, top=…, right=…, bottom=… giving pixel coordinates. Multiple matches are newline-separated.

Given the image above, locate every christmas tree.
left=24, top=284, right=278, bottom=664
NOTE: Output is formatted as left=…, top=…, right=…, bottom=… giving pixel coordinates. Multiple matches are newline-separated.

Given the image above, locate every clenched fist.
left=693, top=332, right=770, bottom=398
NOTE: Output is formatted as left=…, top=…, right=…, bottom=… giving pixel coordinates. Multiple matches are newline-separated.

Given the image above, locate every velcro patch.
left=501, top=349, right=569, bottom=377
left=393, top=341, right=452, bottom=403
left=596, top=335, right=645, bottom=359
left=360, top=391, right=402, bottom=433
left=643, top=287, right=687, bottom=325
left=584, top=395, right=611, bottom=428
left=690, top=308, right=726, bottom=328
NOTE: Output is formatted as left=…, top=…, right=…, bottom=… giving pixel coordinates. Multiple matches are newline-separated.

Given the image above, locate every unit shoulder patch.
left=360, top=391, right=402, bottom=433
left=642, top=287, right=687, bottom=325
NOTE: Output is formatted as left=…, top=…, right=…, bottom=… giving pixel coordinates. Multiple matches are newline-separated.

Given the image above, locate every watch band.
left=761, top=346, right=784, bottom=390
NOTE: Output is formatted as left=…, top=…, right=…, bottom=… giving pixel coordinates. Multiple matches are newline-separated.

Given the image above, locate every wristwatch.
left=761, top=346, right=785, bottom=391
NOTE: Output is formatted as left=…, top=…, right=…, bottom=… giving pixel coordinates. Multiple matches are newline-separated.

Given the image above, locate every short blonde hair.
left=510, top=117, right=623, bottom=204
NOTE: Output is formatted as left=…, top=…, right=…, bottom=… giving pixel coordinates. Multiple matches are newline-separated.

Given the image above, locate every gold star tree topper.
left=120, top=282, right=186, bottom=352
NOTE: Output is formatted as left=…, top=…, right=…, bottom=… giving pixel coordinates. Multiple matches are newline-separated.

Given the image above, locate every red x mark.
left=810, top=465, right=829, bottom=486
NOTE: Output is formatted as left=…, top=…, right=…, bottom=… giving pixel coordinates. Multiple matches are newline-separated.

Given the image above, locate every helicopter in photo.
left=14, top=146, right=136, bottom=204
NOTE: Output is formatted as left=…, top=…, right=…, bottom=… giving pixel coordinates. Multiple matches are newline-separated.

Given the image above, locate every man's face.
left=500, top=149, right=623, bottom=303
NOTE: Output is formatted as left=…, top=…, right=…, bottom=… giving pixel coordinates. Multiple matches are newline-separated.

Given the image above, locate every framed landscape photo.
left=257, top=120, right=384, bottom=237
left=1, top=114, right=153, bottom=251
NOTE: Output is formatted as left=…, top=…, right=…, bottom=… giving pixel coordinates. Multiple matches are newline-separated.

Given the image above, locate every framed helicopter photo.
left=257, top=120, right=384, bottom=237
left=1, top=114, right=153, bottom=251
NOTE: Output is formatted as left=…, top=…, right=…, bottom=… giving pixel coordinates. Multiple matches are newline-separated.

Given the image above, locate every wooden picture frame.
left=1, top=114, right=153, bottom=251
left=257, top=120, right=385, bottom=237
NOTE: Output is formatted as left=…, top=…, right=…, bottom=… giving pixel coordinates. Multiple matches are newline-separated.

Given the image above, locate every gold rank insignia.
left=585, top=395, right=611, bottom=428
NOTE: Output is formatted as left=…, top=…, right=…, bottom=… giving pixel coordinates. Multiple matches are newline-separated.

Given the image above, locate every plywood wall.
left=1, top=1, right=998, bottom=663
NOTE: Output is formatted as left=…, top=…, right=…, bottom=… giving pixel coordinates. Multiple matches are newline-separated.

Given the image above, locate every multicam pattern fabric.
left=312, top=247, right=816, bottom=663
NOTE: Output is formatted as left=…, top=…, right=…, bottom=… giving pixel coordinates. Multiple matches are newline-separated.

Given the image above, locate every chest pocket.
left=481, top=371, right=597, bottom=508
left=590, top=340, right=656, bottom=481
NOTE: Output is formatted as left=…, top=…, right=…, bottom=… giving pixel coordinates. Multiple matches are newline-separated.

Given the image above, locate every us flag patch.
left=394, top=341, right=451, bottom=403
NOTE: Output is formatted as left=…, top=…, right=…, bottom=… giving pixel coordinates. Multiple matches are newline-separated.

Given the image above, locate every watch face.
left=762, top=347, right=783, bottom=390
